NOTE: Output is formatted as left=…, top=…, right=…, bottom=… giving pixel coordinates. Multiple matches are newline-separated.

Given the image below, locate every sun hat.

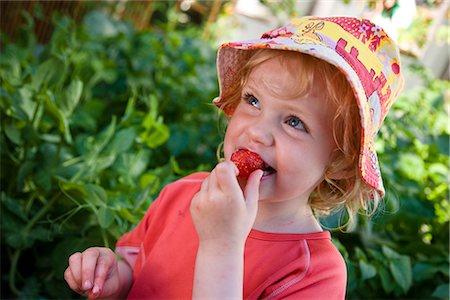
left=213, top=16, right=404, bottom=197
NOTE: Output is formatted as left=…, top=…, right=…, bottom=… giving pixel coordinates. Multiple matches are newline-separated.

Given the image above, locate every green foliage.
left=1, top=10, right=219, bottom=299
left=1, top=7, right=448, bottom=300
left=332, top=63, right=449, bottom=299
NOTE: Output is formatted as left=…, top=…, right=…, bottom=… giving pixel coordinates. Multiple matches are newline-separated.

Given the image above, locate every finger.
left=90, top=251, right=116, bottom=298
left=200, top=176, right=209, bottom=193
left=244, top=169, right=263, bottom=210
left=81, top=248, right=100, bottom=291
left=215, top=161, right=240, bottom=193
left=68, top=252, right=83, bottom=288
left=64, top=267, right=83, bottom=294
left=207, top=166, right=220, bottom=195
left=228, top=161, right=239, bottom=176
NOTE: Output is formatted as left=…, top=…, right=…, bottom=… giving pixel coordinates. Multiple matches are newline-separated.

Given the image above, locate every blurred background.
left=0, top=0, right=448, bottom=299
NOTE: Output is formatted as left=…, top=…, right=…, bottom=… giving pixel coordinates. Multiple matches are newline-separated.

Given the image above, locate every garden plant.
left=1, top=7, right=448, bottom=300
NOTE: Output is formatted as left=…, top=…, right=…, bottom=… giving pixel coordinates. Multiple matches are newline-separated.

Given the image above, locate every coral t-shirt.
left=116, top=172, right=347, bottom=299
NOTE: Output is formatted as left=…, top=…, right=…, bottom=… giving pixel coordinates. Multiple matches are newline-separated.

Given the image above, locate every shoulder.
left=307, top=235, right=346, bottom=273
left=162, top=172, right=209, bottom=193
left=305, top=235, right=347, bottom=292
left=155, top=172, right=209, bottom=206
left=247, top=232, right=347, bottom=299
left=174, top=172, right=209, bottom=184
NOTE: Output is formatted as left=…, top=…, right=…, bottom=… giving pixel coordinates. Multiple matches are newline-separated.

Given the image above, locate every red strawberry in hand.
left=231, top=149, right=264, bottom=179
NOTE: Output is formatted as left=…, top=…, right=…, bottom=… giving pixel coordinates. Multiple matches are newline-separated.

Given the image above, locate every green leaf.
left=86, top=117, right=117, bottom=159
left=139, top=173, right=159, bottom=192
left=139, top=96, right=169, bottom=148
left=397, top=153, right=426, bottom=181
left=140, top=117, right=169, bottom=148
left=379, top=267, right=395, bottom=294
left=134, top=187, right=153, bottom=210
left=118, top=208, right=139, bottom=223
left=382, top=245, right=401, bottom=259
left=61, top=78, right=83, bottom=117
left=4, top=122, right=23, bottom=145
left=16, top=87, right=36, bottom=121
left=389, top=256, right=412, bottom=293
left=107, top=127, right=136, bottom=154
left=382, top=246, right=412, bottom=293
left=17, top=161, right=35, bottom=191
left=92, top=154, right=117, bottom=175
left=432, top=284, right=449, bottom=299
left=84, top=184, right=107, bottom=206
left=31, top=57, right=65, bottom=91
left=42, top=92, right=72, bottom=144
left=60, top=181, right=105, bottom=207
left=435, top=134, right=449, bottom=155
left=413, top=263, right=442, bottom=281
left=359, top=260, right=377, bottom=280
left=97, top=206, right=114, bottom=228
left=1, top=193, right=26, bottom=220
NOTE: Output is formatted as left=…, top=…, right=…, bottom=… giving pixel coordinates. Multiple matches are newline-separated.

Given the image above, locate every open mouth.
left=262, top=162, right=276, bottom=177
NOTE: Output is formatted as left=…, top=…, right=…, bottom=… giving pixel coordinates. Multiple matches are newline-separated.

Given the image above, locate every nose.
left=246, top=118, right=274, bottom=146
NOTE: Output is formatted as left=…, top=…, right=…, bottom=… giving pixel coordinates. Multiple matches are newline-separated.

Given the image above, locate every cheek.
left=223, top=117, right=241, bottom=159
left=279, top=147, right=328, bottom=185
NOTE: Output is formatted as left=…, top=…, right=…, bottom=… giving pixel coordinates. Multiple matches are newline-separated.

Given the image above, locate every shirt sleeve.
left=115, top=187, right=166, bottom=270
left=114, top=172, right=208, bottom=272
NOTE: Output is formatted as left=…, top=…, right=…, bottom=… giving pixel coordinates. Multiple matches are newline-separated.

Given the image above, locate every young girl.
left=64, top=16, right=404, bottom=299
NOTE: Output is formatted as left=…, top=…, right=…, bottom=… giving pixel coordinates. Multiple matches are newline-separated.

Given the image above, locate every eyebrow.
left=247, top=73, right=313, bottom=101
left=244, top=84, right=316, bottom=120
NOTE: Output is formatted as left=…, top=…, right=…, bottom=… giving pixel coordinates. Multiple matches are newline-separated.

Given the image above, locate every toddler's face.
left=224, top=56, right=337, bottom=205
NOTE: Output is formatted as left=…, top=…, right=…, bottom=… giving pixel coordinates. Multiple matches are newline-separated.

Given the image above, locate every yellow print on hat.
left=316, top=21, right=383, bottom=76
left=292, top=21, right=326, bottom=46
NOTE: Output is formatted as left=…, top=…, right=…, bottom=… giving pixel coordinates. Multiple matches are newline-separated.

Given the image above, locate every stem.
left=25, top=192, right=37, bottom=215
left=62, top=156, right=83, bottom=167
left=9, top=193, right=61, bottom=296
left=21, top=99, right=41, bottom=163
left=24, top=192, right=60, bottom=234
left=9, top=249, right=22, bottom=296
left=101, top=228, right=109, bottom=248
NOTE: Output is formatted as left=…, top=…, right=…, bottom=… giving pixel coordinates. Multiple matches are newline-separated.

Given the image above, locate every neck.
left=253, top=199, right=322, bottom=234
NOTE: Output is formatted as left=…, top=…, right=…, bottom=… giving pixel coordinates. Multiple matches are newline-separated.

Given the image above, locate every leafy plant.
left=1, top=6, right=448, bottom=300
left=1, top=10, right=219, bottom=299
left=331, top=63, right=449, bottom=299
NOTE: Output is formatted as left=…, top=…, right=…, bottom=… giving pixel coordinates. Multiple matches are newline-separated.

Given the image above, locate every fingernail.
left=256, top=169, right=264, bottom=179
left=231, top=162, right=239, bottom=175
left=92, top=284, right=100, bottom=295
left=83, top=280, right=93, bottom=290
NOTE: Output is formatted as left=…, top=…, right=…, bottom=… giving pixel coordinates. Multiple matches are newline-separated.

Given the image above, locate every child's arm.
left=190, top=162, right=263, bottom=299
left=64, top=247, right=133, bottom=299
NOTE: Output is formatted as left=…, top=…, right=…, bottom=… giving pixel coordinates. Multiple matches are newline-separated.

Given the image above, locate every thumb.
left=244, top=169, right=263, bottom=212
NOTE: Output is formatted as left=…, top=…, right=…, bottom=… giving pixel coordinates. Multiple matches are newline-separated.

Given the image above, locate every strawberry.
left=231, top=149, right=264, bottom=179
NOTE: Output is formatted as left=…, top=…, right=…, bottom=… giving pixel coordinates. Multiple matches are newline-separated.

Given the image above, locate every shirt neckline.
left=248, top=229, right=331, bottom=241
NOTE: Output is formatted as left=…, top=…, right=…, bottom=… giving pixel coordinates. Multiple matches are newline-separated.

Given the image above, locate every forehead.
left=246, top=55, right=324, bottom=100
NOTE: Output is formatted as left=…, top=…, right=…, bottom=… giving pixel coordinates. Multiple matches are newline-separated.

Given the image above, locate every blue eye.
left=286, top=116, right=307, bottom=131
left=244, top=93, right=260, bottom=109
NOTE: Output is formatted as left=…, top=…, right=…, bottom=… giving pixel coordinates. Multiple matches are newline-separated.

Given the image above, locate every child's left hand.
left=190, top=161, right=263, bottom=249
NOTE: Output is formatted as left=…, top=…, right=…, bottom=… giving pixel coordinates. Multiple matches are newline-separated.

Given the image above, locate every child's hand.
left=64, top=247, right=126, bottom=299
left=190, top=161, right=263, bottom=249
